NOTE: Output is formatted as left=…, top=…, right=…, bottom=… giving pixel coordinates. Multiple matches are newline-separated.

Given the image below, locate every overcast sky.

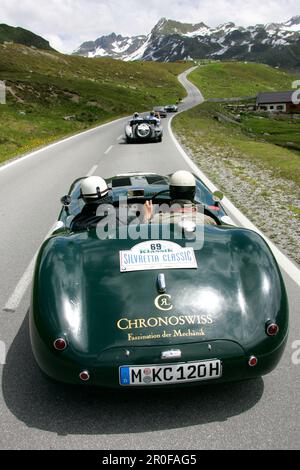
left=1, top=0, right=299, bottom=53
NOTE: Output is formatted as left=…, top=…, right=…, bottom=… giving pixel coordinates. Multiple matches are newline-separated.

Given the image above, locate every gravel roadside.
left=175, top=133, right=300, bottom=266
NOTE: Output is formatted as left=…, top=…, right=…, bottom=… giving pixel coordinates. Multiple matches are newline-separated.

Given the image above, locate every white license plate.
left=119, top=360, right=222, bottom=386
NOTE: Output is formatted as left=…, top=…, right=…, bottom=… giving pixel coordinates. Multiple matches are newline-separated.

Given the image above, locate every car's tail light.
left=79, top=371, right=90, bottom=382
left=54, top=338, right=67, bottom=351
left=266, top=322, right=279, bottom=337
left=248, top=356, right=258, bottom=367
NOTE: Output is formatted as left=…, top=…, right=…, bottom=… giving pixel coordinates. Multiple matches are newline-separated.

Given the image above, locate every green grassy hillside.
left=0, top=24, right=54, bottom=50
left=174, top=63, right=300, bottom=189
left=0, top=44, right=189, bottom=163
left=189, top=62, right=299, bottom=98
left=174, top=102, right=300, bottom=187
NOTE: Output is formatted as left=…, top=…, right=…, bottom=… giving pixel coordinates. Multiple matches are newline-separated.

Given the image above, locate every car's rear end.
left=30, top=225, right=288, bottom=388
left=125, top=119, right=162, bottom=143
left=154, top=108, right=167, bottom=118
left=165, top=105, right=178, bottom=113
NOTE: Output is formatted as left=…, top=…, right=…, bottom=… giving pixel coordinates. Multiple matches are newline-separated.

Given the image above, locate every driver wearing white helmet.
left=144, top=170, right=217, bottom=225
left=71, top=176, right=112, bottom=231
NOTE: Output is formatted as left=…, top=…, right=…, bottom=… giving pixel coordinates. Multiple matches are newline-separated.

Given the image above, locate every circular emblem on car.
left=154, top=294, right=173, bottom=311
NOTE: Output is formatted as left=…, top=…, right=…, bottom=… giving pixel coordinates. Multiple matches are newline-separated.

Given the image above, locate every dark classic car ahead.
left=165, top=104, right=178, bottom=113
left=153, top=107, right=168, bottom=118
left=30, top=173, right=288, bottom=388
left=125, top=117, right=163, bottom=143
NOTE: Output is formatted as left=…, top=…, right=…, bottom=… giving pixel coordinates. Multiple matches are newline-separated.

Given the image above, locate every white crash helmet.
left=169, top=171, right=196, bottom=200
left=80, top=176, right=109, bottom=201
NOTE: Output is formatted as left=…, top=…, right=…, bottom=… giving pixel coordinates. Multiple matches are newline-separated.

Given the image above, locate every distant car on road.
left=153, top=107, right=167, bottom=118
left=165, top=104, right=178, bottom=113
left=125, top=117, right=163, bottom=143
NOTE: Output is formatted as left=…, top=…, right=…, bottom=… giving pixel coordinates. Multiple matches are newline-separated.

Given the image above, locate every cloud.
left=0, top=0, right=299, bottom=53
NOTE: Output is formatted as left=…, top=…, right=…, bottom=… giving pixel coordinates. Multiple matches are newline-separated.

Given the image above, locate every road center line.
left=87, top=165, right=98, bottom=177
left=4, top=163, right=99, bottom=312
left=0, top=116, right=129, bottom=174
left=3, top=160, right=105, bottom=312
left=105, top=145, right=113, bottom=155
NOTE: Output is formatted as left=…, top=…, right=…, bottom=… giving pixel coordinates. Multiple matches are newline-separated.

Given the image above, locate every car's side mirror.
left=212, top=191, right=224, bottom=204
left=61, top=195, right=72, bottom=207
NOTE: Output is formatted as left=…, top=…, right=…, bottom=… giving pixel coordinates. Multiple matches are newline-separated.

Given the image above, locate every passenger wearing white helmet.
left=144, top=170, right=216, bottom=225
left=71, top=176, right=112, bottom=231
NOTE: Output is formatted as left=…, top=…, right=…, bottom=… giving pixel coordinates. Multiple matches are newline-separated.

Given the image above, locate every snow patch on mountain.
left=212, top=45, right=229, bottom=56
left=125, top=36, right=151, bottom=61
left=183, top=26, right=212, bottom=37
left=88, top=47, right=108, bottom=58
left=112, top=39, right=132, bottom=54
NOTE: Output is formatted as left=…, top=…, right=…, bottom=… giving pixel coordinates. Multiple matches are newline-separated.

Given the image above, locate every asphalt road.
left=0, top=69, right=299, bottom=450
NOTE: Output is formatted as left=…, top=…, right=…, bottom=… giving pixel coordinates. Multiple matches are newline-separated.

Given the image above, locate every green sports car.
left=30, top=172, right=289, bottom=387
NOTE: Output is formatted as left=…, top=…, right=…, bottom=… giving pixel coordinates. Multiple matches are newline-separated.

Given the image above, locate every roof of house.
left=257, top=91, right=295, bottom=104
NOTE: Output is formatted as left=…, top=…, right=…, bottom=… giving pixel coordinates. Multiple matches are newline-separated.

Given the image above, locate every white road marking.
left=0, top=116, right=128, bottom=174
left=3, top=155, right=103, bottom=312
left=3, top=256, right=37, bottom=312
left=3, top=223, right=57, bottom=312
left=87, top=165, right=98, bottom=176
left=105, top=145, right=113, bottom=155
left=117, top=135, right=123, bottom=141
left=3, top=163, right=98, bottom=312
left=168, top=80, right=300, bottom=287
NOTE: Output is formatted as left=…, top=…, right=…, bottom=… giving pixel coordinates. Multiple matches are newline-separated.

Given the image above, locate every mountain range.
left=0, top=23, right=54, bottom=51
left=73, top=16, right=300, bottom=68
left=1, top=17, right=299, bottom=69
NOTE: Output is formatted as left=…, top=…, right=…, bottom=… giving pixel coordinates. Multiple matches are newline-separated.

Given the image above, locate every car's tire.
left=157, top=136, right=162, bottom=142
left=126, top=136, right=131, bottom=144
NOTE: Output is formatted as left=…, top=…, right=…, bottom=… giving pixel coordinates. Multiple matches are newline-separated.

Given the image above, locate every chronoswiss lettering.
left=117, top=315, right=213, bottom=331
